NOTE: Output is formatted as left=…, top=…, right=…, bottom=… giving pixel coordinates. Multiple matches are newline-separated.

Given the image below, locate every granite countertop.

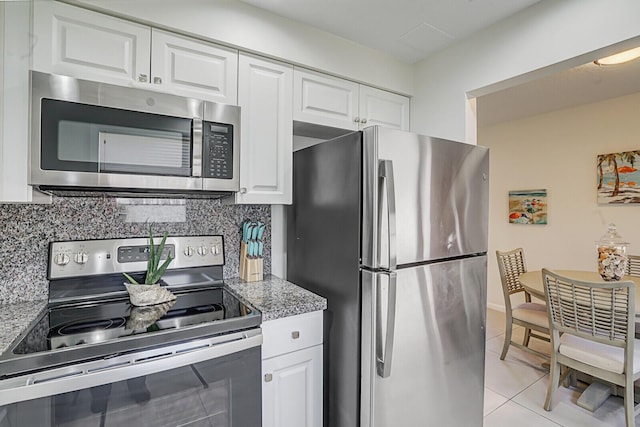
left=226, top=275, right=327, bottom=322
left=0, top=299, right=47, bottom=356
left=0, top=276, right=326, bottom=355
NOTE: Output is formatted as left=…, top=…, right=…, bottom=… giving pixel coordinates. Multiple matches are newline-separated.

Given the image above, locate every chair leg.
left=544, top=359, right=560, bottom=411
left=624, top=378, right=634, bottom=427
left=523, top=327, right=531, bottom=347
left=500, top=319, right=512, bottom=360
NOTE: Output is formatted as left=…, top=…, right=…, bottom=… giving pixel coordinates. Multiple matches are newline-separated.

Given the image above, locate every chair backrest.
left=627, top=255, right=640, bottom=277
left=542, top=268, right=634, bottom=352
left=496, top=248, right=527, bottom=298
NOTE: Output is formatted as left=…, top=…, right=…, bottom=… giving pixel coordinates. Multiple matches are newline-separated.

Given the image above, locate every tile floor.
left=483, top=308, right=637, bottom=427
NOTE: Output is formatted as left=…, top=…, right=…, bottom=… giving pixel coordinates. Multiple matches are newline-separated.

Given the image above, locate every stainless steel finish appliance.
left=30, top=71, right=240, bottom=198
left=0, top=236, right=261, bottom=426
left=287, top=126, right=489, bottom=426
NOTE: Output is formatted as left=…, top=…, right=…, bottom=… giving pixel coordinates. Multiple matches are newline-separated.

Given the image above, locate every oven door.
left=0, top=330, right=262, bottom=427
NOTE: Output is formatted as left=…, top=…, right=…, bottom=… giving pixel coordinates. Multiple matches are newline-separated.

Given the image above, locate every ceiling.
left=477, top=58, right=640, bottom=127
left=239, top=0, right=640, bottom=127
left=238, top=0, right=541, bottom=64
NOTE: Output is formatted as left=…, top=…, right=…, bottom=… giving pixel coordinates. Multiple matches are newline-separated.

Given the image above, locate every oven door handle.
left=0, top=329, right=262, bottom=407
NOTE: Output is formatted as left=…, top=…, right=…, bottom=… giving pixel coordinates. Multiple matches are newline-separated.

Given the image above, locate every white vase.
left=125, top=283, right=177, bottom=307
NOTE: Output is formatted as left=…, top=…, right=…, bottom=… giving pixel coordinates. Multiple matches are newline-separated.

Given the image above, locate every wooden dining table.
left=518, top=269, right=640, bottom=412
left=518, top=270, right=640, bottom=318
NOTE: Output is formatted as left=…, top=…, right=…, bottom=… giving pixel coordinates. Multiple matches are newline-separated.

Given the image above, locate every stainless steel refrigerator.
left=286, top=125, right=489, bottom=427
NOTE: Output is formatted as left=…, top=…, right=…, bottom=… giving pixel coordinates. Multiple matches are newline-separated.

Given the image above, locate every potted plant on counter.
left=123, top=227, right=177, bottom=306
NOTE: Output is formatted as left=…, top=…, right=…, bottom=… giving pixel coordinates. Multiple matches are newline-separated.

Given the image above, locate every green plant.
left=123, top=227, right=174, bottom=285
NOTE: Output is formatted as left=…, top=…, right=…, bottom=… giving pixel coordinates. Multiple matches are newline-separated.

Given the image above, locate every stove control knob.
left=197, top=246, right=208, bottom=256
left=184, top=246, right=194, bottom=257
left=74, top=251, right=89, bottom=264
left=212, top=245, right=220, bottom=255
left=54, top=253, right=70, bottom=266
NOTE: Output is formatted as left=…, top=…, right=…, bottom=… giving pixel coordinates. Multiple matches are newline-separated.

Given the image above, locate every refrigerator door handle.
left=376, top=272, right=397, bottom=378
left=379, top=160, right=397, bottom=270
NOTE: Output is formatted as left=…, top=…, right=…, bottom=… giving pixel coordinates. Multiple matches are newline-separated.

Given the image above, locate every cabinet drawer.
left=262, top=311, right=323, bottom=359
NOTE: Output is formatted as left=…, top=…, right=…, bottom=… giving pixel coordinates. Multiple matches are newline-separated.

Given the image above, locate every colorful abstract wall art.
left=597, top=150, right=640, bottom=204
left=508, top=189, right=548, bottom=224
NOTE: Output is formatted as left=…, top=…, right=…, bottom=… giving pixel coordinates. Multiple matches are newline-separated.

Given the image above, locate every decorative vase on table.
left=596, top=223, right=629, bottom=281
left=124, top=227, right=177, bottom=307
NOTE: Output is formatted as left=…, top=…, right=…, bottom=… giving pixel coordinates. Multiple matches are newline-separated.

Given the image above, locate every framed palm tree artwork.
left=597, top=150, right=640, bottom=204
left=508, top=189, right=547, bottom=224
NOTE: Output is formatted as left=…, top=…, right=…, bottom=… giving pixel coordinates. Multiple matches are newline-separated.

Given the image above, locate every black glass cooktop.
left=1, top=286, right=260, bottom=378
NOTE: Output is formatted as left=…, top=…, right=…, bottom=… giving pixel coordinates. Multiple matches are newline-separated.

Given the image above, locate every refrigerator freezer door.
left=361, top=256, right=487, bottom=427
left=362, top=126, right=489, bottom=268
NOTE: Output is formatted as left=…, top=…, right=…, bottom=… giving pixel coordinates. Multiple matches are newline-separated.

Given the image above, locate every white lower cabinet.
left=261, top=311, right=323, bottom=427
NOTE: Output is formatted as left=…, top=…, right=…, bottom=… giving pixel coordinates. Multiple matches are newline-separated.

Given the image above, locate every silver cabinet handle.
left=192, top=118, right=202, bottom=177
left=291, top=331, right=300, bottom=339
left=138, top=74, right=148, bottom=82
left=376, top=272, right=397, bottom=378
left=361, top=118, right=368, bottom=124
left=153, top=77, right=162, bottom=84
left=240, top=187, right=247, bottom=194
left=378, top=160, right=397, bottom=270
left=264, top=373, right=273, bottom=382
left=354, top=116, right=360, bottom=123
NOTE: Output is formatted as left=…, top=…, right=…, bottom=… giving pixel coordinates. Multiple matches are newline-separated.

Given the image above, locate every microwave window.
left=41, top=99, right=192, bottom=177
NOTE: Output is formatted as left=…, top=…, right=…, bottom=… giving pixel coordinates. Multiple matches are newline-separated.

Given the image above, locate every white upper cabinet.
left=32, top=1, right=150, bottom=87
left=235, top=53, right=293, bottom=204
left=151, top=29, right=237, bottom=104
left=32, top=2, right=238, bottom=104
left=359, top=85, right=410, bottom=130
left=293, top=68, right=410, bottom=131
left=294, top=68, right=359, bottom=130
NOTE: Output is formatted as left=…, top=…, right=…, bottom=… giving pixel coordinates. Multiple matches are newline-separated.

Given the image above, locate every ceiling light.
left=594, top=47, right=640, bottom=65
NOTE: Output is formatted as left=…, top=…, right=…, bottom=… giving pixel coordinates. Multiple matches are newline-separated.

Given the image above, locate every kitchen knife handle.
left=376, top=272, right=397, bottom=378
left=379, top=160, right=397, bottom=270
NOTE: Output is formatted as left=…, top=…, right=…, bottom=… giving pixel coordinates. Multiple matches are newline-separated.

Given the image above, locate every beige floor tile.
left=483, top=400, right=561, bottom=427
left=512, top=375, right=636, bottom=427
left=484, top=349, right=547, bottom=400
left=484, top=387, right=509, bottom=417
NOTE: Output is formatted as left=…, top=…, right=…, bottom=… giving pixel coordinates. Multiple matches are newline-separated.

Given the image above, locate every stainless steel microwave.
left=29, top=71, right=240, bottom=198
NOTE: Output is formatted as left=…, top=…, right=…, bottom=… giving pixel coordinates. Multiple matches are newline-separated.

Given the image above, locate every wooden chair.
left=542, top=269, right=640, bottom=426
left=496, top=248, right=550, bottom=360
left=626, top=255, right=640, bottom=277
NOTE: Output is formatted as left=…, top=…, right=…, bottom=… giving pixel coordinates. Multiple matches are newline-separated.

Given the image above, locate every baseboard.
left=487, top=302, right=505, bottom=313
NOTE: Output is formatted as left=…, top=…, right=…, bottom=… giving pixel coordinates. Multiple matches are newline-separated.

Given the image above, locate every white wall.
left=68, top=0, right=414, bottom=96
left=411, top=0, right=640, bottom=142
left=481, top=91, right=640, bottom=311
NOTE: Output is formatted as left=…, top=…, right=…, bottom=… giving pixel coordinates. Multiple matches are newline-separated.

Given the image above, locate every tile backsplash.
left=0, top=197, right=270, bottom=304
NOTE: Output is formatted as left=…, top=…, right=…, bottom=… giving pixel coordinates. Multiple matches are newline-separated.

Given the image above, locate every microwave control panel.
left=202, top=122, right=233, bottom=179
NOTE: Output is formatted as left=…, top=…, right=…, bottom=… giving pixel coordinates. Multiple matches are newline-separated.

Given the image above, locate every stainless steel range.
left=0, top=235, right=262, bottom=427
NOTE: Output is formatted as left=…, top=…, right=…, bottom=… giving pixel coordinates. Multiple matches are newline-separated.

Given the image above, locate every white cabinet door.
left=262, top=344, right=323, bottom=427
left=359, top=85, right=410, bottom=131
left=293, top=68, right=359, bottom=131
left=32, top=1, right=151, bottom=87
left=236, top=53, right=292, bottom=204
left=293, top=68, right=410, bottom=132
left=151, top=29, right=238, bottom=104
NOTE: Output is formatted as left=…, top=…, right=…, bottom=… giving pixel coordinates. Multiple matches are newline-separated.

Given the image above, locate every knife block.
left=240, top=241, right=263, bottom=282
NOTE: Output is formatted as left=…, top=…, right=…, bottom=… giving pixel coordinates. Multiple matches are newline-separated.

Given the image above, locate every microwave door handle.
left=192, top=118, right=203, bottom=177
left=376, top=271, right=397, bottom=378
left=379, top=160, right=397, bottom=270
